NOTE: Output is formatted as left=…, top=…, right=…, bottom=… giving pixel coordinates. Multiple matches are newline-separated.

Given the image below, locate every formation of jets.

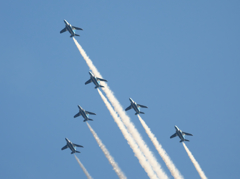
left=62, top=138, right=84, bottom=154
left=60, top=20, right=194, bottom=155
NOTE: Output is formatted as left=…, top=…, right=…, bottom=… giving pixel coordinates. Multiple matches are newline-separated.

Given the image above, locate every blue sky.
left=0, top=0, right=240, bottom=178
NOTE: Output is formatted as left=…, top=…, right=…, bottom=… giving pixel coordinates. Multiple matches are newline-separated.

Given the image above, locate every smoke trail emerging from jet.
left=86, top=122, right=127, bottom=179
left=97, top=89, right=158, bottom=179
left=137, top=115, right=184, bottom=179
left=73, top=38, right=168, bottom=179
left=182, top=143, right=207, bottom=179
left=74, top=154, right=93, bottom=179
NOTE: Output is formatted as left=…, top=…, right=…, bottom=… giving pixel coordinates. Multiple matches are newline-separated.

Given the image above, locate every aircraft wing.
left=73, top=143, right=84, bottom=148
left=74, top=112, right=82, bottom=118
left=61, top=145, right=68, bottom=150
left=85, top=79, right=92, bottom=85
left=97, top=78, right=108, bottom=82
left=60, top=27, right=67, bottom=33
left=125, top=105, right=132, bottom=111
left=72, top=26, right=83, bottom=30
left=137, top=104, right=148, bottom=108
left=170, top=133, right=177, bottom=138
left=182, top=132, right=193, bottom=136
left=85, top=111, right=96, bottom=115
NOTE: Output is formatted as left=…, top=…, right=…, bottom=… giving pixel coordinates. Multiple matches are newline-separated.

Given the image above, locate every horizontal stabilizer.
left=136, top=112, right=144, bottom=115
left=180, top=139, right=190, bottom=143
left=75, top=151, right=81, bottom=153
left=95, top=85, right=104, bottom=89
left=84, top=118, right=93, bottom=122
left=70, top=34, right=80, bottom=38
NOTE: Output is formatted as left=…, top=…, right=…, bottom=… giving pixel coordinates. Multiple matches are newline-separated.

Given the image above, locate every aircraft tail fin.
left=135, top=112, right=145, bottom=115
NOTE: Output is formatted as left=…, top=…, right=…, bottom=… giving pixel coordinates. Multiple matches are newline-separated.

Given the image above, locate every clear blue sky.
left=0, top=1, right=239, bottom=178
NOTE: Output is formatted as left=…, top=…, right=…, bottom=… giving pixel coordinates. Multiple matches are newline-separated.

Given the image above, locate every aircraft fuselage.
left=65, top=138, right=77, bottom=153
left=78, top=106, right=89, bottom=121
left=89, top=72, right=101, bottom=88
left=64, top=20, right=75, bottom=36
left=130, top=98, right=141, bottom=114
left=175, top=126, right=185, bottom=141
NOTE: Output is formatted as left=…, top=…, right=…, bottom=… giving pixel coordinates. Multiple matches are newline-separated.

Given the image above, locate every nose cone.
left=89, top=71, right=93, bottom=76
left=174, top=125, right=178, bottom=130
left=129, top=98, right=133, bottom=102
left=78, top=105, right=82, bottom=109
left=64, top=19, right=68, bottom=24
left=65, top=138, right=69, bottom=142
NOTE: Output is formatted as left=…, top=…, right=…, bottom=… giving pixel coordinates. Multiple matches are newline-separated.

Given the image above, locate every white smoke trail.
left=73, top=38, right=168, bottom=179
left=182, top=143, right=207, bottom=179
left=97, top=89, right=158, bottom=179
left=74, top=154, right=93, bottom=179
left=137, top=115, right=184, bottom=179
left=86, top=122, right=127, bottom=179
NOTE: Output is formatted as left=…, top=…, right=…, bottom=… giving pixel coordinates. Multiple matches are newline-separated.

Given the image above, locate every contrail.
left=86, top=122, right=127, bottom=179
left=73, top=38, right=168, bottom=179
left=137, top=115, right=184, bottom=179
left=182, top=143, right=207, bottom=179
left=97, top=89, right=158, bottom=179
left=74, top=154, right=93, bottom=179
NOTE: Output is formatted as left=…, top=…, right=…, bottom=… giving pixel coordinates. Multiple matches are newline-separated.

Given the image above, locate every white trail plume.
left=137, top=115, right=184, bottom=179
left=182, top=143, right=207, bottom=179
left=73, top=38, right=168, bottom=179
left=86, top=122, right=127, bottom=179
left=97, top=89, right=158, bottom=179
left=74, top=154, right=93, bottom=179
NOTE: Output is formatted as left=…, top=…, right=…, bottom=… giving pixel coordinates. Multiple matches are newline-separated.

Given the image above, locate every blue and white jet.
left=74, top=105, right=96, bottom=122
left=170, top=125, right=193, bottom=142
left=85, top=71, right=108, bottom=89
left=60, top=19, right=83, bottom=38
left=125, top=98, right=148, bottom=115
left=61, top=138, right=83, bottom=154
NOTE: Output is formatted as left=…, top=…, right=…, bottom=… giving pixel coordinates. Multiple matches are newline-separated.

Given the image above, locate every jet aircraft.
left=170, top=125, right=193, bottom=142
left=125, top=98, right=148, bottom=115
left=85, top=71, right=108, bottom=89
left=60, top=19, right=83, bottom=38
left=74, top=105, right=96, bottom=122
left=61, top=138, right=83, bottom=154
